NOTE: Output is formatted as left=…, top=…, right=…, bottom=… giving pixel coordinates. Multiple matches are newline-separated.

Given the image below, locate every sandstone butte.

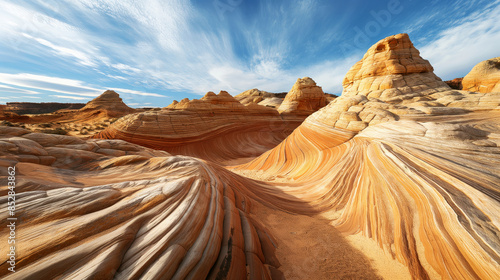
left=277, top=77, right=327, bottom=115
left=462, top=57, right=500, bottom=93
left=0, top=33, right=500, bottom=280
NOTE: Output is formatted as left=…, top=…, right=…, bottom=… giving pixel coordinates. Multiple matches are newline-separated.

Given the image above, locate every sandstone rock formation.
left=233, top=34, right=500, bottom=279
left=277, top=77, right=327, bottom=115
left=0, top=126, right=284, bottom=279
left=95, top=91, right=304, bottom=163
left=306, top=33, right=500, bottom=132
left=462, top=57, right=500, bottom=93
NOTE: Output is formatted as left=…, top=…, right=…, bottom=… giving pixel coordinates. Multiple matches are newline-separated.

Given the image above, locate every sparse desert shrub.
left=41, top=128, right=68, bottom=135
left=39, top=123, right=53, bottom=128
left=1, top=121, right=14, bottom=127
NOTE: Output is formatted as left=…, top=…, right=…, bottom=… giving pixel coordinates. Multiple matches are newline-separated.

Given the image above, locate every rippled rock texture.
left=0, top=126, right=284, bottom=279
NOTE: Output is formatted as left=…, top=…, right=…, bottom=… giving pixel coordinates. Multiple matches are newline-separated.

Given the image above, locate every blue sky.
left=0, top=0, right=499, bottom=107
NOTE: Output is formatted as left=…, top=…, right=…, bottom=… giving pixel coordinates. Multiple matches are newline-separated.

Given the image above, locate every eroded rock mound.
left=278, top=77, right=327, bottom=115
left=80, top=90, right=135, bottom=115
left=0, top=126, right=284, bottom=279
left=462, top=57, right=500, bottom=93
left=1, top=90, right=136, bottom=127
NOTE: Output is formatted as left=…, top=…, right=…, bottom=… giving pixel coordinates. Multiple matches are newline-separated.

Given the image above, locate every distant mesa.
left=462, top=56, right=500, bottom=93
left=0, top=90, right=136, bottom=126
left=278, top=77, right=327, bottom=115
left=2, top=102, right=85, bottom=115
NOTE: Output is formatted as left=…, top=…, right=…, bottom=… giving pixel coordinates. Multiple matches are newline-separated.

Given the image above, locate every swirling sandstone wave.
left=0, top=126, right=286, bottom=279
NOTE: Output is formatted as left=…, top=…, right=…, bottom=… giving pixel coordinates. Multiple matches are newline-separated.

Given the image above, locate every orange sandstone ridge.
left=80, top=90, right=135, bottom=115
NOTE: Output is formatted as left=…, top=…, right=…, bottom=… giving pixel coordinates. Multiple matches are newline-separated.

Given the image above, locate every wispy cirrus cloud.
left=0, top=73, right=168, bottom=105
left=417, top=0, right=500, bottom=79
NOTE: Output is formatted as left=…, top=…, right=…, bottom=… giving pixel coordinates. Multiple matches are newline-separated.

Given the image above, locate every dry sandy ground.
left=231, top=159, right=412, bottom=279
left=250, top=201, right=411, bottom=280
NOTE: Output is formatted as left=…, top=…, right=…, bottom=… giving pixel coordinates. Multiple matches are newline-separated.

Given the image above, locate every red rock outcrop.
left=462, top=57, right=500, bottom=93
left=277, top=77, right=327, bottom=115
left=233, top=34, right=500, bottom=279
left=445, top=78, right=463, bottom=90
left=95, top=91, right=304, bottom=163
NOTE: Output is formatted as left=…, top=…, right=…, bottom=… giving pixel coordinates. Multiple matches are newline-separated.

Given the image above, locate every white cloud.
left=418, top=2, right=500, bottom=80
left=0, top=72, right=167, bottom=103
left=112, top=88, right=167, bottom=98
left=49, top=95, right=88, bottom=100
left=0, top=73, right=101, bottom=96
left=0, top=83, right=40, bottom=94
left=22, top=33, right=98, bottom=67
